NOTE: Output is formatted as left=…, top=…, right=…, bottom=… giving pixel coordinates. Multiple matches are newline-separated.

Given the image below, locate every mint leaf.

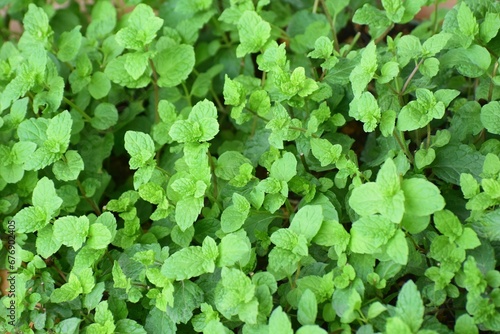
left=236, top=11, right=271, bottom=58
left=154, top=44, right=195, bottom=87
left=349, top=41, right=377, bottom=97
left=161, top=243, right=215, bottom=280
left=401, top=178, right=445, bottom=217
left=349, top=91, right=381, bottom=132
left=289, top=205, right=323, bottom=242
left=53, top=215, right=90, bottom=251
left=57, top=26, right=82, bottom=62
left=397, top=89, right=444, bottom=131
left=310, top=138, right=342, bottom=166
left=395, top=280, right=424, bottom=332
left=297, top=289, right=317, bottom=326
left=115, top=4, right=163, bottom=50
left=52, top=150, right=84, bottom=181
left=270, top=152, right=297, bottom=182
left=350, top=215, right=397, bottom=254
left=124, top=131, right=155, bottom=169
left=481, top=101, right=500, bottom=135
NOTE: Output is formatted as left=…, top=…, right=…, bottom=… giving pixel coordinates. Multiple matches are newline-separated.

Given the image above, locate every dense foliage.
left=1, top=0, right=500, bottom=332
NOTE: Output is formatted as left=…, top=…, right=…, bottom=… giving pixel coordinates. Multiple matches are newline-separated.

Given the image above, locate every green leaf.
left=52, top=150, right=84, bottom=181
left=154, top=44, right=195, bottom=87
left=33, top=176, right=63, bottom=216
left=455, top=314, right=478, bottom=334
left=115, top=319, right=146, bottom=334
left=115, top=4, right=163, bottom=50
left=223, top=75, right=246, bottom=106
left=236, top=11, right=271, bottom=58
left=297, top=289, right=317, bottom=326
left=395, top=280, right=424, bottom=332
left=289, top=205, right=323, bottom=242
left=124, top=52, right=150, bottom=80
left=401, top=178, right=445, bottom=217
left=310, top=138, right=342, bottom=166
left=385, top=229, right=408, bottom=265
left=432, top=144, right=485, bottom=185
left=378, top=61, right=399, bottom=84
left=422, top=33, right=451, bottom=56
left=480, top=13, right=500, bottom=44
left=87, top=1, right=117, bottom=39
left=36, top=225, right=62, bottom=258
left=215, top=267, right=257, bottom=322
left=51, top=273, right=82, bottom=303
left=441, top=45, right=491, bottom=78
left=269, top=307, right=293, bottom=334
left=350, top=215, right=397, bottom=254
left=87, top=223, right=113, bottom=249
left=88, top=72, right=111, bottom=100
left=175, top=196, right=204, bottom=231
left=457, top=3, right=478, bottom=42
left=161, top=245, right=214, bottom=280
left=397, top=35, right=422, bottom=67
left=217, top=230, right=251, bottom=267
left=270, top=151, right=297, bottom=182
left=481, top=101, right=500, bottom=135
left=349, top=41, right=377, bottom=97
left=349, top=91, right=381, bottom=132
left=307, top=36, right=333, bottom=59
left=367, top=301, right=387, bottom=319
left=91, top=103, right=119, bottom=130
left=57, top=26, right=82, bottom=62
left=382, top=0, right=404, bottom=23
left=221, top=193, right=250, bottom=233
left=53, top=215, right=90, bottom=251
left=415, top=148, right=436, bottom=169
left=167, top=281, right=203, bottom=324
left=124, top=131, right=155, bottom=169
left=397, top=89, right=444, bottom=131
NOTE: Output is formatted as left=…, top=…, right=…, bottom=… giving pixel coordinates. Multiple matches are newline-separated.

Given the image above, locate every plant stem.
left=319, top=0, right=340, bottom=53
left=342, top=32, right=361, bottom=57
left=426, top=124, right=432, bottom=149
left=149, top=59, right=160, bottom=124
left=374, top=24, right=394, bottom=45
left=63, top=96, right=92, bottom=122
left=76, top=178, right=102, bottom=215
left=401, top=58, right=424, bottom=95
left=488, top=61, right=499, bottom=102
left=181, top=81, right=192, bottom=107
left=393, top=129, right=414, bottom=164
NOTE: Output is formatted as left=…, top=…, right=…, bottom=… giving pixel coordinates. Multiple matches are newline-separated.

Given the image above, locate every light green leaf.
left=310, top=138, right=342, bottom=166
left=221, top=193, right=250, bottom=233
left=124, top=131, right=155, bottom=169
left=297, top=289, right=317, bottom=326
left=402, top=178, right=445, bottom=217
left=161, top=245, right=214, bottom=280
left=349, top=41, right=377, bottom=97
left=175, top=196, right=203, bottom=231
left=91, top=103, right=119, bottom=130
left=53, top=215, right=90, bottom=251
left=349, top=182, right=383, bottom=217
left=32, top=176, right=63, bottom=216
left=385, top=229, right=408, bottom=265
left=382, top=0, right=404, bottom=23
left=57, top=26, right=82, bottom=62
left=217, top=230, right=251, bottom=267
left=349, top=91, right=381, bottom=132
left=350, top=215, right=397, bottom=254
left=457, top=2, right=478, bottom=42
left=270, top=152, right=297, bottom=182
left=236, top=11, right=271, bottom=58
left=269, top=307, right=293, bottom=334
left=52, top=150, right=84, bottom=181
left=115, top=4, right=163, bottom=50
left=36, top=225, right=62, bottom=258
left=397, top=89, right=444, bottom=131
left=415, top=148, right=436, bottom=169
left=378, top=61, right=399, bottom=84
left=155, top=44, right=195, bottom=87
left=87, top=223, right=113, bottom=249
left=51, top=273, right=82, bottom=303
left=88, top=72, right=111, bottom=100
left=480, top=12, right=500, bottom=44
left=395, top=280, right=424, bottom=332
left=289, top=205, right=323, bottom=242
left=215, top=267, right=256, bottom=322
left=480, top=101, right=500, bottom=135
left=422, top=33, right=451, bottom=56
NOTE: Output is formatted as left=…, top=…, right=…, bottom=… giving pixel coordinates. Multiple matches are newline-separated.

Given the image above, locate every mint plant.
left=1, top=0, right=500, bottom=333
